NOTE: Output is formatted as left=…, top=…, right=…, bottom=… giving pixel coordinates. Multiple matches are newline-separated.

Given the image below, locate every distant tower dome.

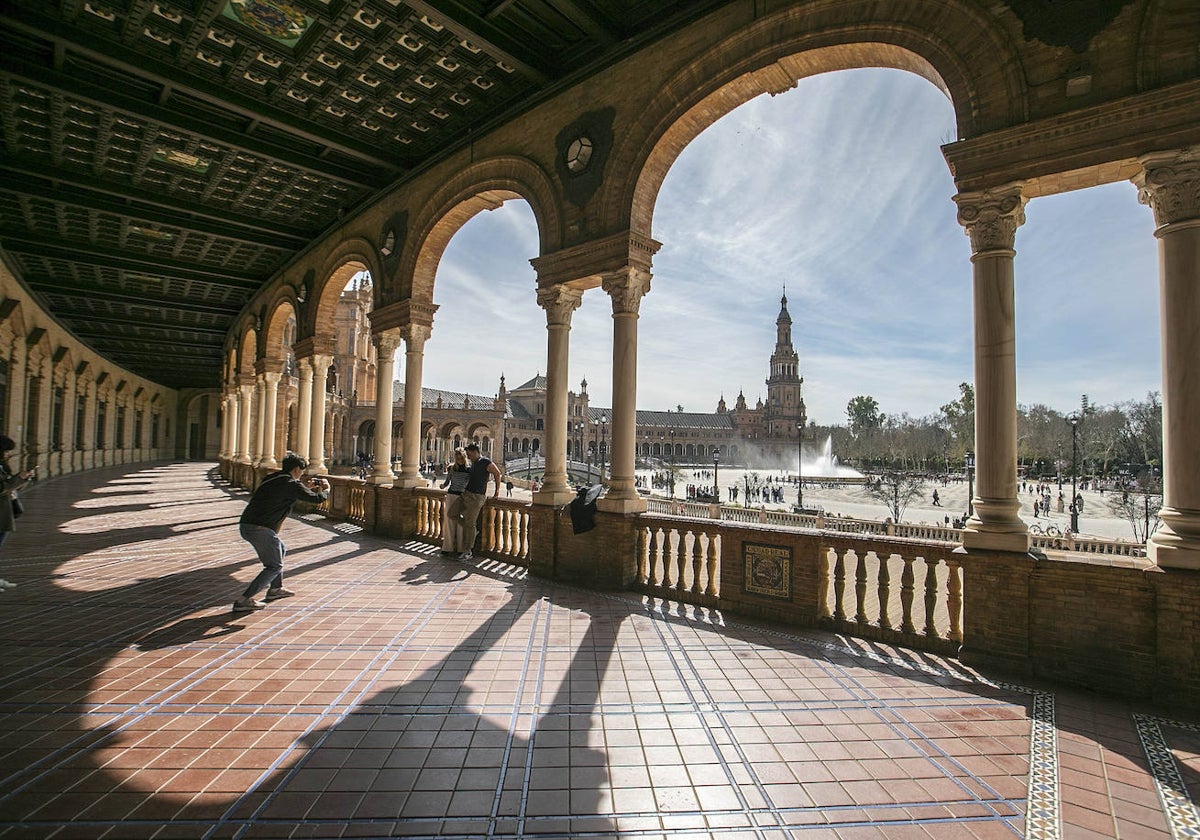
left=735, top=391, right=748, bottom=411
left=581, top=377, right=588, bottom=391
left=717, top=394, right=727, bottom=413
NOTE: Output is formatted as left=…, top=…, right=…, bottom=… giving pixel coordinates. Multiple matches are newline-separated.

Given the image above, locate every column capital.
left=308, top=353, right=334, bottom=372
left=262, top=370, right=282, bottom=385
left=401, top=322, right=431, bottom=349
left=536, top=285, right=584, bottom=326
left=372, top=327, right=403, bottom=357
left=601, top=267, right=651, bottom=315
left=953, top=183, right=1027, bottom=254
left=296, top=356, right=314, bottom=376
left=1133, top=145, right=1200, bottom=228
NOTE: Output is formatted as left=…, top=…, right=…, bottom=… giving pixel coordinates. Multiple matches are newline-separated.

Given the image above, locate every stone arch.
left=236, top=328, right=257, bottom=379
left=606, top=1, right=1026, bottom=236
left=309, top=240, right=382, bottom=343
left=398, top=156, right=560, bottom=304
left=262, top=294, right=300, bottom=362
left=1134, top=1, right=1200, bottom=90
left=0, top=298, right=27, bottom=356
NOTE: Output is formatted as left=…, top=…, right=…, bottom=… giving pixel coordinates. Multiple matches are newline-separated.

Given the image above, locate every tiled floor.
left=0, top=463, right=1197, bottom=839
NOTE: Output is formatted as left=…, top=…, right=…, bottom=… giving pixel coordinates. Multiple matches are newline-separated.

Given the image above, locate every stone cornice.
left=369, top=299, right=438, bottom=333
left=292, top=336, right=337, bottom=359
left=531, top=230, right=662, bottom=289
left=943, top=79, right=1200, bottom=196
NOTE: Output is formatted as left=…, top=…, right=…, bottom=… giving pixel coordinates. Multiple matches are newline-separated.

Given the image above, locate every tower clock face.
left=565, top=136, right=594, bottom=173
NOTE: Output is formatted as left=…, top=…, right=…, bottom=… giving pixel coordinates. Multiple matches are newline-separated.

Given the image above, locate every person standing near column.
left=458, top=442, right=501, bottom=561
left=232, top=453, right=328, bottom=613
left=440, top=447, right=470, bottom=557
left=0, top=435, right=34, bottom=590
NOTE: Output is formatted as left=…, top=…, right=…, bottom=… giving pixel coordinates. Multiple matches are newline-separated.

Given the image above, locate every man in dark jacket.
left=233, top=453, right=329, bottom=613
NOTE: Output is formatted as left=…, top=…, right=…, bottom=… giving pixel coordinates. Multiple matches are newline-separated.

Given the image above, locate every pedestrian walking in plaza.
left=459, top=442, right=502, bottom=561
left=0, top=435, right=34, bottom=590
left=440, top=447, right=470, bottom=556
left=232, top=453, right=329, bottom=613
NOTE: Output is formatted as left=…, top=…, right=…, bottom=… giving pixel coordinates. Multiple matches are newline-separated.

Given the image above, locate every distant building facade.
left=336, top=290, right=808, bottom=469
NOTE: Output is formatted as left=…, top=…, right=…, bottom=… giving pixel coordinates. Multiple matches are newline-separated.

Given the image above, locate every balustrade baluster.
left=660, top=528, right=674, bottom=590
left=854, top=552, right=869, bottom=625
left=705, top=533, right=719, bottom=597
left=647, top=528, right=661, bottom=587
left=877, top=553, right=892, bottom=630
left=832, top=550, right=847, bottom=622
left=923, top=558, right=940, bottom=637
left=947, top=559, right=963, bottom=643
left=817, top=546, right=832, bottom=619
left=638, top=528, right=650, bottom=584
left=900, top=557, right=916, bottom=633
left=673, top=530, right=687, bottom=595
left=690, top=532, right=704, bottom=597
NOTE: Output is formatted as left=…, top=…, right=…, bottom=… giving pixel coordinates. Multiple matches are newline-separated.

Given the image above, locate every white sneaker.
left=232, top=598, right=266, bottom=613
left=0, top=579, right=16, bottom=588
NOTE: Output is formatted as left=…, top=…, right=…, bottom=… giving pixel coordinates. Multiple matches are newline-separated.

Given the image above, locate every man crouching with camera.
left=232, top=453, right=329, bottom=614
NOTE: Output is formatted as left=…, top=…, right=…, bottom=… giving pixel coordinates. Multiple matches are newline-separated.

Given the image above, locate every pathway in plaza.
left=0, top=463, right=1195, bottom=838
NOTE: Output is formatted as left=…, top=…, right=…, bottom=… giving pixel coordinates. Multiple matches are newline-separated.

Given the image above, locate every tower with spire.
left=764, top=289, right=805, bottom=439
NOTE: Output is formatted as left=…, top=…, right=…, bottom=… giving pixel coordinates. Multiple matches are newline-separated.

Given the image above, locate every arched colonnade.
left=219, top=1, right=1200, bottom=570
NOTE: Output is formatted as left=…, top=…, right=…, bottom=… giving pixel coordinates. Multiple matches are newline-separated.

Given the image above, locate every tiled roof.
left=394, top=383, right=496, bottom=412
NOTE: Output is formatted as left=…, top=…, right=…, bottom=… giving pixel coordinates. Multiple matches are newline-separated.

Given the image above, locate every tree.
left=939, top=382, right=974, bottom=451
left=846, top=395, right=882, bottom=437
left=1107, top=472, right=1163, bottom=543
left=864, top=471, right=928, bottom=522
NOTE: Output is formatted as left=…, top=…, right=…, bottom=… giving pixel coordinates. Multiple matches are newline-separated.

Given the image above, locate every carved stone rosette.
left=536, top=286, right=584, bottom=326
left=601, top=268, right=651, bottom=315
left=1133, top=146, right=1200, bottom=228
left=953, top=184, right=1027, bottom=254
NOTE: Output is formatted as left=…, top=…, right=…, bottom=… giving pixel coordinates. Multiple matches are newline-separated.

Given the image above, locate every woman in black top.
left=440, top=447, right=470, bottom=556
left=0, top=435, right=33, bottom=590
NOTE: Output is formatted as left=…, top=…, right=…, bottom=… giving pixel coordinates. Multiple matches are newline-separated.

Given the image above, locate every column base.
left=392, top=474, right=428, bottom=489
left=1148, top=520, right=1200, bottom=570
left=597, top=496, right=647, bottom=514
left=305, top=463, right=328, bottom=476
left=960, top=520, right=1031, bottom=553
left=533, top=488, right=576, bottom=507
left=367, top=471, right=395, bottom=486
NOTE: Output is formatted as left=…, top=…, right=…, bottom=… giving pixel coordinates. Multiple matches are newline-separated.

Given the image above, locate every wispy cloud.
left=424, top=68, right=1160, bottom=424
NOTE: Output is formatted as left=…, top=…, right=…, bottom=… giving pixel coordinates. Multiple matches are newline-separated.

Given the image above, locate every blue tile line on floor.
left=1135, top=714, right=1200, bottom=840
left=640, top=598, right=784, bottom=839
left=497, top=595, right=552, bottom=838
left=210, top=568, right=483, bottom=840
left=651, top=598, right=1024, bottom=835
left=0, top=544, right=431, bottom=799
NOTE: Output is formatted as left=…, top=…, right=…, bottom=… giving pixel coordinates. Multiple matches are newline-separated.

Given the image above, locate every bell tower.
left=764, top=290, right=804, bottom=438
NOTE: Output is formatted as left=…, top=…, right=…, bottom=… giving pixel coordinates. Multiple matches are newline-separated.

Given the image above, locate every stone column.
left=224, top=390, right=238, bottom=463
left=396, top=324, right=431, bottom=488
left=369, top=329, right=402, bottom=485
left=534, top=285, right=583, bottom=506
left=217, top=393, right=230, bottom=460
left=80, top=382, right=96, bottom=470
left=61, top=374, right=77, bottom=475
left=598, top=268, right=651, bottom=514
left=236, top=380, right=254, bottom=465
left=294, top=358, right=313, bottom=462
left=251, top=375, right=268, bottom=466
left=1134, top=147, right=1200, bottom=570
left=259, top=371, right=281, bottom=469
left=953, top=184, right=1029, bottom=553
left=307, top=354, right=332, bottom=474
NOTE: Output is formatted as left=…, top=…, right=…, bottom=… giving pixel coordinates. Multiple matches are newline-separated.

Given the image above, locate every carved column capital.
left=401, top=323, right=431, bottom=350
left=536, top=285, right=584, bottom=326
left=953, top=183, right=1027, bottom=254
left=372, top=328, right=403, bottom=357
left=1133, top=146, right=1200, bottom=228
left=601, top=267, right=652, bottom=315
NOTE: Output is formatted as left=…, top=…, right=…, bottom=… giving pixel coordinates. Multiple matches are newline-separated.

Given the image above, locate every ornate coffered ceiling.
left=0, top=0, right=722, bottom=388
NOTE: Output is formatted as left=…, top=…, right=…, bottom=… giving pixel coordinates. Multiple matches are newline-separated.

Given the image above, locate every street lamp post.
left=595, top=415, right=607, bottom=482
left=1057, top=442, right=1063, bottom=491
left=1067, top=412, right=1081, bottom=532
left=965, top=451, right=975, bottom=518
left=712, top=448, right=720, bottom=503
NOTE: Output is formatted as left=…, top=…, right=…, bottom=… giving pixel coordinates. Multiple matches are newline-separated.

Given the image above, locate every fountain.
left=801, top=435, right=862, bottom=479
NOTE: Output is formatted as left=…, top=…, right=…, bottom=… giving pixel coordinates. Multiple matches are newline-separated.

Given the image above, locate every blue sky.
left=423, top=68, right=1161, bottom=426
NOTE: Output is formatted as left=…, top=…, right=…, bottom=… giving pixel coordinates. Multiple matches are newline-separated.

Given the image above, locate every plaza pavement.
left=0, top=462, right=1195, bottom=839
